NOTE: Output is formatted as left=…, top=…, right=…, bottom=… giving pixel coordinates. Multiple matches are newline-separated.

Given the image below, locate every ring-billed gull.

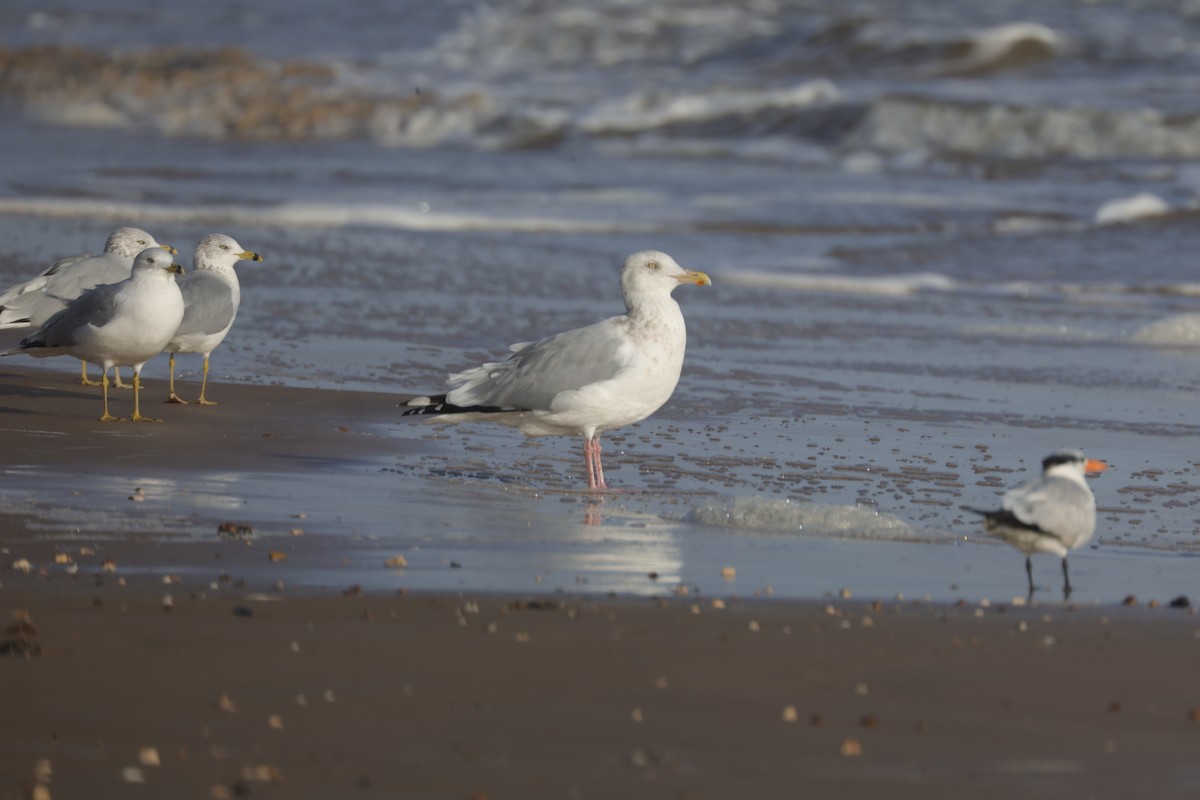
left=404, top=250, right=712, bottom=490
left=164, top=233, right=263, bottom=405
left=967, top=449, right=1107, bottom=599
left=0, top=227, right=177, bottom=387
left=2, top=247, right=185, bottom=422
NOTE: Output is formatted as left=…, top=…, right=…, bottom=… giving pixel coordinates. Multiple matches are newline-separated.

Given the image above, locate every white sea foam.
left=1094, top=192, right=1171, bottom=225
left=686, top=497, right=914, bottom=540
left=580, top=81, right=840, bottom=136
left=721, top=270, right=955, bottom=296
left=0, top=197, right=666, bottom=235
left=935, top=22, right=1062, bottom=76
left=1130, top=314, right=1200, bottom=347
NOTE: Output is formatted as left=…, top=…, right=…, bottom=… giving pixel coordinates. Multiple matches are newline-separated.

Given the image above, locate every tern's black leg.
left=1025, top=556, right=1035, bottom=599
left=1061, top=557, right=1072, bottom=600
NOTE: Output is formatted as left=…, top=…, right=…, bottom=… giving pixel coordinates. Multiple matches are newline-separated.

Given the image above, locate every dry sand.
left=3, top=369, right=1200, bottom=798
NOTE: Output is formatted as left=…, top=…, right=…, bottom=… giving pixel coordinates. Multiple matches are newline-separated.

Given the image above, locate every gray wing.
left=0, top=253, right=130, bottom=328
left=448, top=318, right=628, bottom=410
left=174, top=272, right=237, bottom=337
left=1001, top=476, right=1095, bottom=542
left=25, top=283, right=123, bottom=348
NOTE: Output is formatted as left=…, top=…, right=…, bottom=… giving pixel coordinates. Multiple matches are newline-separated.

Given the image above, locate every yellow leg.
left=129, top=372, right=163, bottom=423
left=197, top=355, right=218, bottom=405
left=166, top=352, right=187, bottom=404
left=114, top=366, right=131, bottom=389
left=81, top=361, right=102, bottom=386
left=99, top=371, right=118, bottom=422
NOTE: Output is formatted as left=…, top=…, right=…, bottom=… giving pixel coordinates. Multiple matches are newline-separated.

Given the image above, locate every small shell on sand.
left=138, top=747, right=161, bottom=766
left=268, top=551, right=287, bottom=562
left=216, top=694, right=238, bottom=713
left=781, top=705, right=799, bottom=723
left=721, top=566, right=736, bottom=581
left=840, top=738, right=863, bottom=757
left=385, top=556, right=409, bottom=568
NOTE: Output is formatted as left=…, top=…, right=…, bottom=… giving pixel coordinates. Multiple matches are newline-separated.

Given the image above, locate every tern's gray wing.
left=24, top=284, right=122, bottom=348
left=448, top=319, right=628, bottom=411
left=1001, top=476, right=1094, bottom=542
left=174, top=272, right=236, bottom=337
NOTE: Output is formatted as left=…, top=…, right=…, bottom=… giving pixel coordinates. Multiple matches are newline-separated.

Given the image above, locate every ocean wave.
left=1094, top=192, right=1171, bottom=225
left=927, top=22, right=1062, bottom=77
left=847, top=96, right=1200, bottom=160
left=0, top=197, right=667, bottom=234
left=1130, top=314, right=1200, bottom=347
left=579, top=81, right=840, bottom=136
left=686, top=496, right=914, bottom=540
left=721, top=270, right=955, bottom=296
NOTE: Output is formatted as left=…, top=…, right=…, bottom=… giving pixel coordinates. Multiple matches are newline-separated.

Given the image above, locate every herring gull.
left=0, top=227, right=177, bottom=387
left=1, top=247, right=185, bottom=422
left=164, top=233, right=263, bottom=405
left=404, top=250, right=711, bottom=490
left=967, top=449, right=1107, bottom=599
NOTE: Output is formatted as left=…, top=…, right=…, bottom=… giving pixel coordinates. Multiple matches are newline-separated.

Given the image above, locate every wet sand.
left=3, top=581, right=1200, bottom=799
left=2, top=371, right=1200, bottom=797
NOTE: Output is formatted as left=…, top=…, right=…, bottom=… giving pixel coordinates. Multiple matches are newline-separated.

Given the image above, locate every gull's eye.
left=646, top=261, right=659, bottom=271
left=220, top=244, right=229, bottom=250
left=137, top=240, right=147, bottom=246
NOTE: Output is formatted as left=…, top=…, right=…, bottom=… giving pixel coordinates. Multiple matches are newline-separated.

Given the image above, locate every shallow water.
left=2, top=0, right=1200, bottom=603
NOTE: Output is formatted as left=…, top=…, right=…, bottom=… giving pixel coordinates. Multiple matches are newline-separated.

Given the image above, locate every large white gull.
left=0, top=226, right=177, bottom=386
left=164, top=233, right=263, bottom=405
left=2, top=247, right=185, bottom=422
left=404, top=250, right=712, bottom=490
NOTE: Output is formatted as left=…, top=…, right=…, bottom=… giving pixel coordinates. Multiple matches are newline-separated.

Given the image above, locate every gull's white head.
left=130, top=247, right=184, bottom=279
left=1041, top=449, right=1107, bottom=483
left=620, top=250, right=712, bottom=301
left=193, top=233, right=264, bottom=273
left=105, top=227, right=176, bottom=258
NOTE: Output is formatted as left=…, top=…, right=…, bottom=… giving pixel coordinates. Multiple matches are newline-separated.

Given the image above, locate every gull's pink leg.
left=583, top=437, right=597, bottom=489
left=592, top=437, right=608, bottom=490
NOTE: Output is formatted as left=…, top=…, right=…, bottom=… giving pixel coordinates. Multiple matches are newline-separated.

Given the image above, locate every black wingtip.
left=400, top=395, right=517, bottom=417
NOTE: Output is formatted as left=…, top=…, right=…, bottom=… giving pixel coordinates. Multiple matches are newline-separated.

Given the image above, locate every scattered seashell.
left=748, top=620, right=760, bottom=632
left=854, top=683, right=869, bottom=696
left=323, top=690, right=335, bottom=703
left=268, top=715, right=283, bottom=729
left=268, top=551, right=287, bottom=563
left=53, top=553, right=72, bottom=565
left=654, top=676, right=668, bottom=689
left=839, top=587, right=852, bottom=599
left=79, top=547, right=95, bottom=556
left=138, top=747, right=160, bottom=766
left=290, top=641, right=301, bottom=653
left=210, top=785, right=234, bottom=800
left=711, top=599, right=726, bottom=610
left=781, top=705, right=799, bottom=723
left=101, top=559, right=117, bottom=573
left=514, top=632, right=531, bottom=643
left=385, top=556, right=408, bottom=569
left=33, top=758, right=52, bottom=783
left=11, top=559, right=31, bottom=573
left=840, top=738, right=863, bottom=757
left=861, top=616, right=875, bottom=628
left=32, top=784, right=50, bottom=800
left=631, top=708, right=643, bottom=723
left=289, top=528, right=304, bottom=536
left=121, top=767, right=146, bottom=783
left=162, top=595, right=174, bottom=612
left=216, top=694, right=238, bottom=713
left=720, top=566, right=736, bottom=581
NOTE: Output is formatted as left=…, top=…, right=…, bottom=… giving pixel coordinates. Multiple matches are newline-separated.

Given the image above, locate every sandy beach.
left=4, top=581, right=1200, bottom=799
left=0, top=372, right=1198, bottom=798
